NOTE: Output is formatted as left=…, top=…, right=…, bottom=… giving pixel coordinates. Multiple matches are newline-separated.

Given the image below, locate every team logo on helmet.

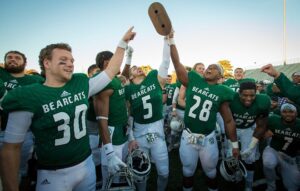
left=126, top=149, right=151, bottom=183
left=219, top=157, right=247, bottom=182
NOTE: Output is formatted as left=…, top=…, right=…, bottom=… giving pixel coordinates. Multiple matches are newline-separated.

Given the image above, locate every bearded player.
left=0, top=50, right=44, bottom=183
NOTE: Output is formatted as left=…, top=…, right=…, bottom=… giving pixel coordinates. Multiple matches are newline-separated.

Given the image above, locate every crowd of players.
left=0, top=28, right=299, bottom=191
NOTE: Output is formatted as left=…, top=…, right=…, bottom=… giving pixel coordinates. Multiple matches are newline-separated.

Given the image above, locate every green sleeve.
left=2, top=88, right=35, bottom=113
left=275, top=73, right=300, bottom=105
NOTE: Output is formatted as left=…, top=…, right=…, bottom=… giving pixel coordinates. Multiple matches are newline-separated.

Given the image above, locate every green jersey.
left=101, top=77, right=128, bottom=145
left=230, top=93, right=270, bottom=129
left=0, top=67, right=44, bottom=91
left=165, top=83, right=176, bottom=106
left=185, top=71, right=234, bottom=135
left=0, top=67, right=44, bottom=130
left=2, top=74, right=90, bottom=169
left=274, top=73, right=300, bottom=105
left=268, top=114, right=300, bottom=157
left=223, top=78, right=255, bottom=92
left=125, top=70, right=163, bottom=124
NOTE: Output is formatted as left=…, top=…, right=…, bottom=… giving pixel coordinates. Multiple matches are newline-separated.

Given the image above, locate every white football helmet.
left=219, top=157, right=247, bottom=182
left=170, top=116, right=184, bottom=132
left=126, top=149, right=151, bottom=183
left=102, top=167, right=135, bottom=191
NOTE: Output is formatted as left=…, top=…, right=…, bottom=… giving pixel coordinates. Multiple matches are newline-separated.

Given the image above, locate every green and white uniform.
left=228, top=93, right=270, bottom=163
left=263, top=114, right=300, bottom=191
left=268, top=115, right=300, bottom=157
left=230, top=93, right=270, bottom=129
left=0, top=67, right=44, bottom=176
left=99, top=77, right=128, bottom=187
left=223, top=78, right=255, bottom=92
left=0, top=67, right=44, bottom=130
left=3, top=74, right=90, bottom=168
left=125, top=70, right=169, bottom=178
left=126, top=70, right=163, bottom=124
left=185, top=71, right=234, bottom=135
left=180, top=70, right=234, bottom=179
left=166, top=83, right=177, bottom=106
left=103, top=77, right=128, bottom=145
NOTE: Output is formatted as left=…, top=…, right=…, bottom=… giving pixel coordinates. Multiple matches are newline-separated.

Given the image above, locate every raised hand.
left=122, top=26, right=136, bottom=43
left=261, top=64, right=280, bottom=78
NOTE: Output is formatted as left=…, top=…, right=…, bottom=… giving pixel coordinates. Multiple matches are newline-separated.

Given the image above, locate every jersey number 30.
left=188, top=95, right=212, bottom=121
left=54, top=104, right=87, bottom=146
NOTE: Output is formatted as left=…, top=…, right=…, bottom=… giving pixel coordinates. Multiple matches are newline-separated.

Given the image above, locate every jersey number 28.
left=188, top=95, right=212, bottom=121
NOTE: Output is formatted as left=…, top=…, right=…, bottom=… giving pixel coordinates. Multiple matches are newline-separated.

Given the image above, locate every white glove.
left=241, top=147, right=255, bottom=160
left=125, top=46, right=134, bottom=65
left=241, top=137, right=259, bottom=160
left=104, top=143, right=127, bottom=174
left=127, top=116, right=135, bottom=141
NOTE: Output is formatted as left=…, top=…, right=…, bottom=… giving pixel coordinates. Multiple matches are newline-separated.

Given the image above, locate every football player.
left=0, top=27, right=135, bottom=191
left=0, top=50, right=44, bottom=183
left=263, top=103, right=300, bottom=191
left=93, top=46, right=133, bottom=188
left=169, top=32, right=239, bottom=191
left=86, top=64, right=102, bottom=188
left=261, top=64, right=300, bottom=105
left=125, top=37, right=171, bottom=191
left=227, top=81, right=270, bottom=191
left=223, top=67, right=255, bottom=92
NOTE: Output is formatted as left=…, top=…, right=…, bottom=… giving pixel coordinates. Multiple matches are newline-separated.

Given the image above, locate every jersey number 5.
left=54, top=104, right=88, bottom=146
left=142, top=95, right=153, bottom=119
left=188, top=95, right=212, bottom=121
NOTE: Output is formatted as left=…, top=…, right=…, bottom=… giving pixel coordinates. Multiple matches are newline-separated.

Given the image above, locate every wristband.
left=172, top=108, right=176, bottom=112
left=231, top=141, right=239, bottom=149
left=168, top=38, right=175, bottom=46
left=96, top=116, right=108, bottom=120
left=118, top=40, right=128, bottom=49
left=103, top=143, right=114, bottom=156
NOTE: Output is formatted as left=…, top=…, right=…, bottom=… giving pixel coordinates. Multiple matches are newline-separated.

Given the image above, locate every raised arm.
left=121, top=46, right=134, bottom=79
left=88, top=27, right=136, bottom=97
left=168, top=32, right=188, bottom=87
left=158, top=37, right=171, bottom=87
left=261, top=63, right=300, bottom=105
left=104, top=27, right=136, bottom=79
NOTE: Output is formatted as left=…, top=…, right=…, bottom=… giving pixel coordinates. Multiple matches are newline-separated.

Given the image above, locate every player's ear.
left=43, top=59, right=50, bottom=70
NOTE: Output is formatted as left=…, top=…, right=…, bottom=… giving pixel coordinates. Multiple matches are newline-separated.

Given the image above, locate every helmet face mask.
left=102, top=167, right=135, bottom=191
left=126, top=149, right=151, bottom=183
left=220, top=157, right=247, bottom=182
